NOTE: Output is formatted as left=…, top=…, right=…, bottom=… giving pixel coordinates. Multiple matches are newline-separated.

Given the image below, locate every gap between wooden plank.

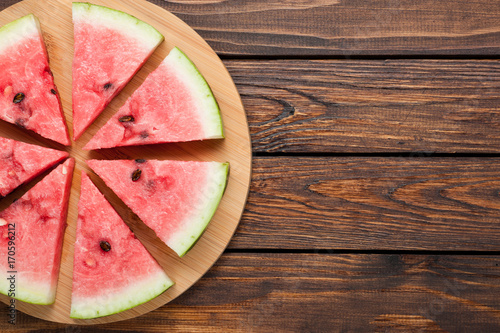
left=253, top=152, right=500, bottom=158
left=220, top=54, right=500, bottom=60
left=224, top=249, right=500, bottom=256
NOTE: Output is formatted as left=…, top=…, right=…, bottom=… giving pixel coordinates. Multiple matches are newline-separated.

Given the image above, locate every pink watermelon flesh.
left=88, top=159, right=228, bottom=257
left=0, top=158, right=74, bottom=305
left=0, top=14, right=70, bottom=145
left=72, top=3, right=164, bottom=140
left=0, top=137, right=68, bottom=198
left=84, top=47, right=223, bottom=150
left=71, top=173, right=173, bottom=319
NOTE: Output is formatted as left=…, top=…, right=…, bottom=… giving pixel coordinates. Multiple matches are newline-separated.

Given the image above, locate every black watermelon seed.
left=104, top=83, right=112, bottom=90
left=100, top=240, right=111, bottom=252
left=50, top=89, right=57, bottom=95
left=140, top=131, right=149, bottom=139
left=131, top=169, right=142, bottom=182
left=135, top=159, right=146, bottom=164
left=119, top=115, right=134, bottom=123
left=13, top=93, right=25, bottom=104
left=14, top=119, right=25, bottom=128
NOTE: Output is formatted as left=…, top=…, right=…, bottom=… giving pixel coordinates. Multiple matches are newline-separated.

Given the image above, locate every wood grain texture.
left=226, top=59, right=500, bottom=153
left=0, top=253, right=498, bottom=332
left=2, top=0, right=498, bottom=57
left=0, top=0, right=251, bottom=324
left=146, top=0, right=500, bottom=56
left=0, top=0, right=498, bottom=330
left=231, top=157, right=500, bottom=251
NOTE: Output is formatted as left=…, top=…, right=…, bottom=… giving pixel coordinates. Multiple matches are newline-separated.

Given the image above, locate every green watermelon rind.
left=72, top=2, right=164, bottom=49
left=171, top=162, right=229, bottom=257
left=168, top=47, right=225, bottom=140
left=70, top=270, right=173, bottom=319
left=0, top=14, right=41, bottom=54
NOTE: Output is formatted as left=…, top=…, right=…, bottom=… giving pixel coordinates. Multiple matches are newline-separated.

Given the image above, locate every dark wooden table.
left=1, top=0, right=500, bottom=331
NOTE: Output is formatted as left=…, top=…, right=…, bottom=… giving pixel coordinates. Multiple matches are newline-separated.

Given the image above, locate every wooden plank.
left=1, top=253, right=499, bottom=332
left=230, top=157, right=500, bottom=251
left=150, top=0, right=499, bottom=56
left=2, top=0, right=499, bottom=56
left=226, top=59, right=500, bottom=153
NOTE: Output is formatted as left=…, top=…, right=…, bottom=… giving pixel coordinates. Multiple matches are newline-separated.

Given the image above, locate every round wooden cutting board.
left=0, top=0, right=251, bottom=324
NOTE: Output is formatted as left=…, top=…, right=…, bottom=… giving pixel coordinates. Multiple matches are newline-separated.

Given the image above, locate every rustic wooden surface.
left=233, top=157, right=500, bottom=251
left=0, top=0, right=499, bottom=331
left=2, top=254, right=500, bottom=332
left=229, top=60, right=500, bottom=153
left=149, top=0, right=500, bottom=57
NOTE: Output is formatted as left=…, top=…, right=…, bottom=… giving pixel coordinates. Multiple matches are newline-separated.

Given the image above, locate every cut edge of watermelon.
left=170, top=162, right=229, bottom=257
left=70, top=172, right=174, bottom=319
left=0, top=14, right=71, bottom=146
left=72, top=2, right=164, bottom=50
left=71, top=2, right=164, bottom=141
left=168, top=47, right=224, bottom=140
left=0, top=137, right=69, bottom=198
left=44, top=158, right=75, bottom=305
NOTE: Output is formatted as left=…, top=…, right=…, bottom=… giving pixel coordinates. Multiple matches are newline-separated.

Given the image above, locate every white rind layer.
left=72, top=2, right=164, bottom=50
left=0, top=14, right=41, bottom=54
left=168, top=162, right=229, bottom=257
left=0, top=277, right=54, bottom=305
left=70, top=269, right=173, bottom=319
left=166, top=47, right=224, bottom=139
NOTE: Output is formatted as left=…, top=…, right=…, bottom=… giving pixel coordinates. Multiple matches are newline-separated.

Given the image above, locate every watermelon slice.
left=0, top=137, right=68, bottom=198
left=72, top=2, right=164, bottom=140
left=0, top=158, right=74, bottom=304
left=0, top=14, right=70, bottom=145
left=88, top=159, right=229, bottom=257
left=71, top=173, right=173, bottom=319
left=84, top=47, right=224, bottom=150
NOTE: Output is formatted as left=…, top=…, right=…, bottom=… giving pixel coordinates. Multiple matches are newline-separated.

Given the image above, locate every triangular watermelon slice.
left=0, top=137, right=68, bottom=198
left=88, top=159, right=228, bottom=257
left=71, top=173, right=173, bottom=319
left=0, top=158, right=74, bottom=304
left=0, top=14, right=70, bottom=145
left=72, top=2, right=164, bottom=140
left=84, top=47, right=224, bottom=150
